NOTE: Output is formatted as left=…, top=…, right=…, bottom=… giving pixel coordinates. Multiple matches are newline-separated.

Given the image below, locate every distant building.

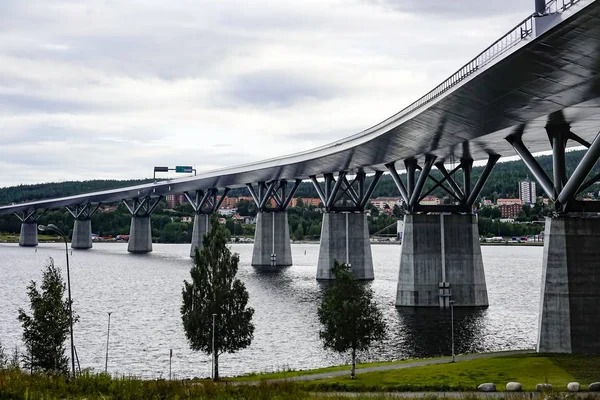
left=166, top=194, right=186, bottom=208
left=519, top=178, right=536, bottom=204
left=290, top=197, right=321, bottom=207
left=482, top=199, right=493, bottom=206
left=420, top=196, right=440, bottom=205
left=370, top=197, right=401, bottom=210
left=180, top=216, right=192, bottom=223
left=497, top=198, right=522, bottom=206
left=499, top=204, right=522, bottom=218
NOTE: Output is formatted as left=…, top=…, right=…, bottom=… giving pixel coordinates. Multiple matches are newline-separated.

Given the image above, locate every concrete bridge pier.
left=396, top=213, right=488, bottom=307
left=317, top=211, right=373, bottom=280
left=71, top=219, right=92, bottom=249
left=19, top=222, right=38, bottom=247
left=184, top=188, right=230, bottom=258
left=190, top=213, right=210, bottom=257
left=247, top=180, right=300, bottom=270
left=128, top=216, right=153, bottom=253
left=506, top=117, right=600, bottom=353
left=252, top=211, right=292, bottom=269
left=123, top=197, right=161, bottom=254
left=67, top=204, right=100, bottom=249
left=16, top=210, right=44, bottom=247
left=311, top=171, right=383, bottom=280
left=538, top=216, right=600, bottom=353
left=388, top=154, right=499, bottom=307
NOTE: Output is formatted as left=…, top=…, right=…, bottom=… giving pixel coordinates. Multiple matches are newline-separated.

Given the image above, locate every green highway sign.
left=175, top=166, right=193, bottom=173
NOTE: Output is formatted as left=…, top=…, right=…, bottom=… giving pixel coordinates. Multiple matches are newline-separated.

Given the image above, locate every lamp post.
left=38, top=223, right=76, bottom=379
left=105, top=312, right=112, bottom=374
left=449, top=299, right=455, bottom=362
left=212, top=313, right=217, bottom=381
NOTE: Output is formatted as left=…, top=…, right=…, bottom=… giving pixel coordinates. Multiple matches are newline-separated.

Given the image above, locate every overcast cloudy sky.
left=0, top=0, right=534, bottom=186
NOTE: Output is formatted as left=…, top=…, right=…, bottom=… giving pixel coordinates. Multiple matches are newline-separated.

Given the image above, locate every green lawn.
left=229, top=356, right=455, bottom=382
left=0, top=233, right=60, bottom=242
left=298, top=353, right=600, bottom=392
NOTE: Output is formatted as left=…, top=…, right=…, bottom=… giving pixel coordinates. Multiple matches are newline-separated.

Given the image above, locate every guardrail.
left=545, top=0, right=580, bottom=13
left=381, top=0, right=581, bottom=128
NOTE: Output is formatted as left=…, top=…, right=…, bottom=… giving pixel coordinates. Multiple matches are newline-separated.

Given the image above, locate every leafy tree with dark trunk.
left=0, top=338, right=7, bottom=369
left=317, top=261, right=386, bottom=379
left=17, top=258, right=76, bottom=375
left=181, top=216, right=254, bottom=380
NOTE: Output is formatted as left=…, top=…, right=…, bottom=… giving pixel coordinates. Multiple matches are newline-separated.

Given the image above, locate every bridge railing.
left=544, top=0, right=580, bottom=13
left=373, top=0, right=580, bottom=132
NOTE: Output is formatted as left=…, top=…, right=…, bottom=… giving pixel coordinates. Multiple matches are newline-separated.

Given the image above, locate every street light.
left=449, top=299, right=455, bottom=363
left=38, top=223, right=76, bottom=379
left=212, top=313, right=217, bottom=381
left=105, top=312, right=112, bottom=374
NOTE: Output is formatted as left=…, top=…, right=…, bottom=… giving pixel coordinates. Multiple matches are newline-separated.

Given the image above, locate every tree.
left=17, top=258, right=76, bottom=375
left=317, top=261, right=386, bottom=379
left=295, top=197, right=304, bottom=209
left=0, top=338, right=7, bottom=369
left=293, top=222, right=304, bottom=241
left=181, top=216, right=254, bottom=380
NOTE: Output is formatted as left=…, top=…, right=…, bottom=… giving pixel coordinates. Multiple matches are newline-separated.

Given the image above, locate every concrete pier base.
left=19, top=222, right=38, bottom=247
left=538, top=216, right=600, bottom=353
left=190, top=214, right=210, bottom=257
left=317, top=212, right=373, bottom=280
left=71, top=219, right=92, bottom=249
left=251, top=212, right=292, bottom=270
left=396, top=214, right=488, bottom=307
left=128, top=216, right=152, bottom=253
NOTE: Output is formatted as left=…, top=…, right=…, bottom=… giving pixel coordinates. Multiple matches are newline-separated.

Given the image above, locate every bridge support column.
left=67, top=204, right=99, bottom=249
left=397, top=213, right=487, bottom=307
left=388, top=153, right=499, bottom=307
left=317, top=212, right=373, bottom=280
left=538, top=216, right=600, bottom=353
left=71, top=219, right=92, bottom=249
left=19, top=222, right=38, bottom=247
left=15, top=210, right=45, bottom=247
left=506, top=114, right=600, bottom=353
left=128, top=216, right=152, bottom=253
left=247, top=180, right=301, bottom=270
left=311, top=171, right=383, bottom=280
left=184, top=188, right=230, bottom=258
left=123, top=197, right=161, bottom=254
left=252, top=212, right=292, bottom=269
left=190, top=214, right=210, bottom=257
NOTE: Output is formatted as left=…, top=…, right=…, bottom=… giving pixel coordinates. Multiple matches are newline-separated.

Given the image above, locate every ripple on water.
left=0, top=242, right=542, bottom=378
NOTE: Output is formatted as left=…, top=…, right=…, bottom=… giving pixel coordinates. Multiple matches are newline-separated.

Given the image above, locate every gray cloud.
left=224, top=70, right=342, bottom=107
left=367, top=0, right=532, bottom=18
left=0, top=0, right=539, bottom=186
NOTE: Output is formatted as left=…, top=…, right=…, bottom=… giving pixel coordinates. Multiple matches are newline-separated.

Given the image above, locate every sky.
left=0, top=0, right=534, bottom=187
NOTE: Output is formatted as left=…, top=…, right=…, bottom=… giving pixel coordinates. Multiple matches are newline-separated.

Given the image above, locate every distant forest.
left=1, top=149, right=598, bottom=206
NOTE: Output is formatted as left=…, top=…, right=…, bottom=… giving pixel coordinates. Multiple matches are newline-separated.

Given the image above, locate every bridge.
left=1, top=0, right=599, bottom=353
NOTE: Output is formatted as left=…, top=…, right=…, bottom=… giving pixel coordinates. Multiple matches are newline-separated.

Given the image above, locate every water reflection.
left=394, top=307, right=488, bottom=358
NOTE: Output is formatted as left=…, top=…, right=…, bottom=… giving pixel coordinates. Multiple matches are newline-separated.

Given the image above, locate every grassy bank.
left=296, top=353, right=600, bottom=392
left=0, top=233, right=61, bottom=243
left=2, top=369, right=600, bottom=400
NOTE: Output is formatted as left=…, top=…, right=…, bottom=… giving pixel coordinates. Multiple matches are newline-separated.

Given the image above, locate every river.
left=0, top=243, right=541, bottom=378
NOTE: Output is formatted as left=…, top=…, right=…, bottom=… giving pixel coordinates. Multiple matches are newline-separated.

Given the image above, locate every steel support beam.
left=409, top=155, right=436, bottom=207
left=507, top=133, right=555, bottom=200
left=386, top=163, right=409, bottom=204
left=558, top=131, right=600, bottom=206
left=466, top=154, right=501, bottom=206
